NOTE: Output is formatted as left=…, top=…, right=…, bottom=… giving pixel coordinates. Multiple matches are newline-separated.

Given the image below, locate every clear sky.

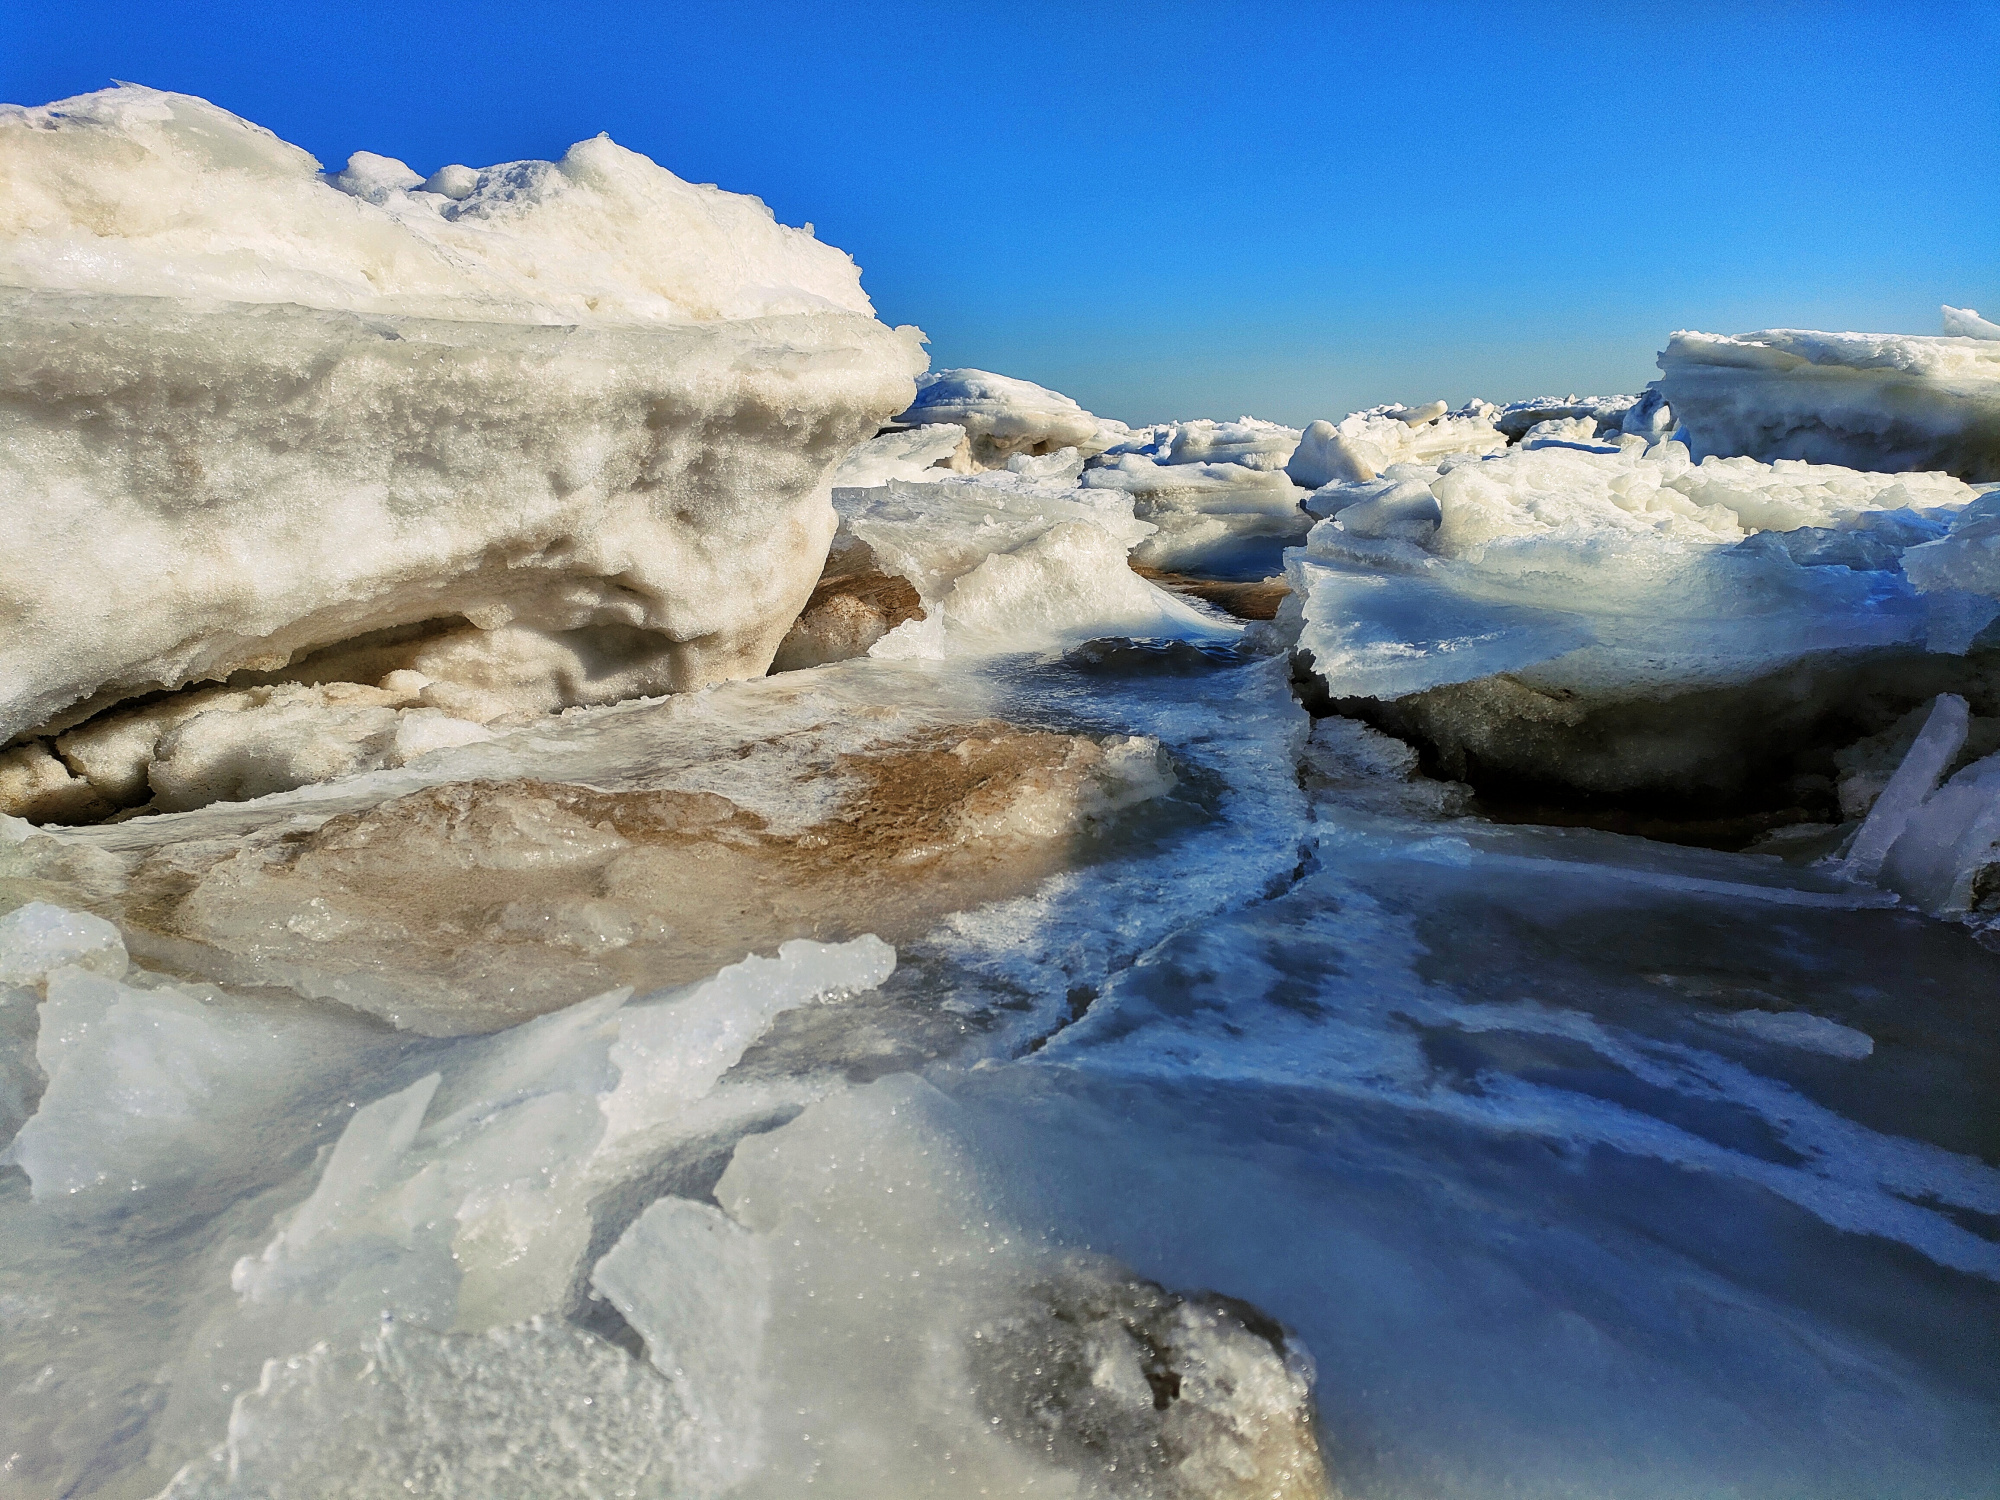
left=6, top=1, right=1995, bottom=426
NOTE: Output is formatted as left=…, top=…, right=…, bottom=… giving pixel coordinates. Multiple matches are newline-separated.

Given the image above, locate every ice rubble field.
left=4, top=86, right=2000, bottom=1500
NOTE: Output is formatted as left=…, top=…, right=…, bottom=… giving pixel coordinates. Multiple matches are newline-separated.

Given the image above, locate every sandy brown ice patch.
left=122, top=723, right=1172, bottom=1035
left=769, top=570, right=927, bottom=672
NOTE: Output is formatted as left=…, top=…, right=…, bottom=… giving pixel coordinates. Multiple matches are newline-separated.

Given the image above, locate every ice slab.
left=705, top=1073, right=1332, bottom=1499
left=0, top=88, right=926, bottom=814
left=1841, top=691, right=1970, bottom=880
left=1658, top=312, right=2000, bottom=481
left=1282, top=441, right=1984, bottom=797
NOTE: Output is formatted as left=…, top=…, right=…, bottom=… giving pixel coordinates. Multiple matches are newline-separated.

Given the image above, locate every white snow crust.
left=0, top=86, right=874, bottom=324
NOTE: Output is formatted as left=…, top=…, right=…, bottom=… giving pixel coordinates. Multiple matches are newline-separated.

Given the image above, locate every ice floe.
left=1284, top=437, right=1988, bottom=802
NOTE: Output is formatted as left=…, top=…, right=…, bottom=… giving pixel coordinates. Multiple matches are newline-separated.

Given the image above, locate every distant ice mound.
left=1286, top=401, right=1508, bottom=488
left=0, top=87, right=926, bottom=820
left=1658, top=308, right=2000, bottom=481
left=1085, top=418, right=1312, bottom=575
left=1284, top=437, right=1989, bottom=805
left=897, top=368, right=1130, bottom=466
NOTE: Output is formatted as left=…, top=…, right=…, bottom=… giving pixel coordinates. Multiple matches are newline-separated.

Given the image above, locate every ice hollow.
left=1658, top=311, right=2000, bottom=482
left=0, top=87, right=926, bottom=813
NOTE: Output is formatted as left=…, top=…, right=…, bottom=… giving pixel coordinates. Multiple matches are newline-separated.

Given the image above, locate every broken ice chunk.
left=1877, top=748, right=2000, bottom=914
left=590, top=1197, right=772, bottom=1494
left=153, top=1319, right=690, bottom=1500
left=0, top=901, right=127, bottom=987
left=1843, top=693, right=1970, bottom=881
left=1715, top=1009, right=1875, bottom=1060
left=1658, top=319, right=2000, bottom=480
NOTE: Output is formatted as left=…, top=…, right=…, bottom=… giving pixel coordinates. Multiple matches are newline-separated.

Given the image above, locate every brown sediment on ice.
left=769, top=570, right=927, bottom=672
left=1130, top=563, right=1291, bottom=622
left=112, top=722, right=1171, bottom=1035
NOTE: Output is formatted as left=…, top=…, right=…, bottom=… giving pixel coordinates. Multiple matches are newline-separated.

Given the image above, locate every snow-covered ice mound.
left=0, top=85, right=877, bottom=322
left=1284, top=437, right=1991, bottom=804
left=1658, top=308, right=2000, bottom=481
left=895, top=368, right=1129, bottom=467
left=1286, top=400, right=1508, bottom=488
left=784, top=463, right=1241, bottom=665
left=0, top=87, right=925, bottom=819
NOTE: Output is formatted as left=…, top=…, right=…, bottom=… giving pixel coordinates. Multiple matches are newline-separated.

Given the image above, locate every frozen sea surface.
left=3, top=636, right=1997, bottom=1498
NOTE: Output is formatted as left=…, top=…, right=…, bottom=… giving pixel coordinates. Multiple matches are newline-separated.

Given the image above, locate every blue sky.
left=6, top=1, right=1995, bottom=425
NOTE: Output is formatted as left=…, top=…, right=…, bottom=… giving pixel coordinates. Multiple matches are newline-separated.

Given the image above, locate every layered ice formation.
left=0, top=86, right=925, bottom=819
left=1083, top=418, right=1313, bottom=576
left=1659, top=308, right=2000, bottom=481
left=1284, top=436, right=1989, bottom=803
left=803, top=465, right=1241, bottom=662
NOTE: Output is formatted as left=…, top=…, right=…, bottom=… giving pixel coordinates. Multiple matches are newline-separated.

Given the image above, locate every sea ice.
left=0, top=87, right=925, bottom=816
left=1494, top=393, right=1642, bottom=441
left=1286, top=400, right=1507, bottom=489
left=832, top=470, right=1240, bottom=657
left=6, top=77, right=1999, bottom=1499
left=1080, top=419, right=1312, bottom=575
left=0, top=86, right=876, bottom=322
left=1658, top=309, right=2000, bottom=481
left=699, top=1073, right=1332, bottom=1499
left=157, top=1319, right=691, bottom=1500
left=895, top=368, right=1129, bottom=466
left=1283, top=438, right=1986, bottom=800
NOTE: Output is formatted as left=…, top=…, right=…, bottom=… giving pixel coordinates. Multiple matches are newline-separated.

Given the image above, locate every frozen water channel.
left=3, top=632, right=1996, bottom=1498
